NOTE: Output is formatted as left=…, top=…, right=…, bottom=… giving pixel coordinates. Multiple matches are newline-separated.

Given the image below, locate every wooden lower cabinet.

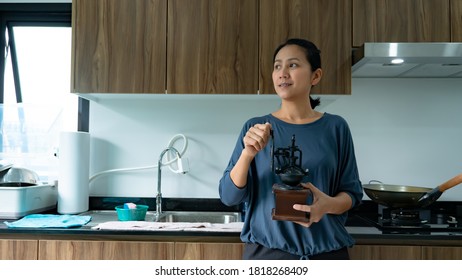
left=350, top=245, right=462, bottom=260
left=349, top=245, right=422, bottom=260
left=0, top=239, right=38, bottom=260
left=175, top=243, right=462, bottom=260
left=422, top=246, right=462, bottom=260
left=175, top=242, right=244, bottom=260
left=38, top=240, right=175, bottom=260
left=38, top=240, right=243, bottom=260
left=3, top=239, right=459, bottom=260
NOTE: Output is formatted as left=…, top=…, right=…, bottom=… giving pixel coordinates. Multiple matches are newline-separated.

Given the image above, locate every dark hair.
left=273, top=38, right=321, bottom=109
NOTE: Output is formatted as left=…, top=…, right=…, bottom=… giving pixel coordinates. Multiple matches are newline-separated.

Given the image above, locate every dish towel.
left=4, top=214, right=92, bottom=228
left=92, top=221, right=243, bottom=232
left=186, top=222, right=244, bottom=232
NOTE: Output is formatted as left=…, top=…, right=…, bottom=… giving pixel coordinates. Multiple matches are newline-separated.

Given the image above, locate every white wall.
left=87, top=94, right=282, bottom=198
left=87, top=78, right=462, bottom=201
left=329, top=78, right=462, bottom=201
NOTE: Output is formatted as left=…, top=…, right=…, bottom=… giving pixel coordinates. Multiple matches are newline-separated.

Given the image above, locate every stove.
left=351, top=202, right=462, bottom=234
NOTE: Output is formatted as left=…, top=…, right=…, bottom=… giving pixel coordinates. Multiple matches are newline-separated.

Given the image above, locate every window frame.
left=0, top=3, right=89, bottom=132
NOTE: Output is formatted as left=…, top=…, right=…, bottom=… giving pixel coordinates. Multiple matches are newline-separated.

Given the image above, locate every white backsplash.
left=88, top=78, right=462, bottom=201
left=327, top=78, right=462, bottom=201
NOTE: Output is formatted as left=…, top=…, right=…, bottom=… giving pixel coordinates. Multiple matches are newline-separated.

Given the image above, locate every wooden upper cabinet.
left=452, top=0, right=462, bottom=41
left=353, top=0, right=451, bottom=47
left=71, top=0, right=167, bottom=93
left=259, top=0, right=352, bottom=95
left=72, top=0, right=351, bottom=95
left=167, top=0, right=258, bottom=94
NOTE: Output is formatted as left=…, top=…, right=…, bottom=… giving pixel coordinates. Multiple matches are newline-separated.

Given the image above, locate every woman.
left=219, top=38, right=363, bottom=260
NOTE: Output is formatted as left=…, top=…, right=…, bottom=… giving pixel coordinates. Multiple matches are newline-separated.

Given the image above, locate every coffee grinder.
left=271, top=133, right=311, bottom=222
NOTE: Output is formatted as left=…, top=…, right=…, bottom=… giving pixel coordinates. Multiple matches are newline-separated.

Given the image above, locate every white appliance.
left=0, top=183, right=57, bottom=219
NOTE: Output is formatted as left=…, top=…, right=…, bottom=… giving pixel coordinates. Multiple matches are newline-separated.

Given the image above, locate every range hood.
left=352, top=43, right=462, bottom=78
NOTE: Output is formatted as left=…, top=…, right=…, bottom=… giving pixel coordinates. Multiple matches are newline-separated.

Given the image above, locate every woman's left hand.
left=292, top=182, right=333, bottom=227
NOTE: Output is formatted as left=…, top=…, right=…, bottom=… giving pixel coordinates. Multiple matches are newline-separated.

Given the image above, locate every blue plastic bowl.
left=115, top=205, right=149, bottom=221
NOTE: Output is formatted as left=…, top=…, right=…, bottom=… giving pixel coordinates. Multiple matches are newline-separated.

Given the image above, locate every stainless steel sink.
left=79, top=210, right=242, bottom=227
left=156, top=211, right=241, bottom=223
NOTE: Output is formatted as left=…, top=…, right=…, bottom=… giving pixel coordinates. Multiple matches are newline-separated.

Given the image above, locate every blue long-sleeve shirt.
left=219, top=113, right=363, bottom=258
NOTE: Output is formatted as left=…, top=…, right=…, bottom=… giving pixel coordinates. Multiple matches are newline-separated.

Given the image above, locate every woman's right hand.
left=243, top=122, right=272, bottom=158
left=230, top=122, right=272, bottom=189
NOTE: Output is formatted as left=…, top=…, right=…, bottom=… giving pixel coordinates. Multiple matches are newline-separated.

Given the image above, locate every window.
left=0, top=3, right=88, bottom=182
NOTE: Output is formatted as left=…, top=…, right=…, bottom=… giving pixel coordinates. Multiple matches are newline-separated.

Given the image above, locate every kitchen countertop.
left=2, top=223, right=461, bottom=245
left=1, top=197, right=462, bottom=246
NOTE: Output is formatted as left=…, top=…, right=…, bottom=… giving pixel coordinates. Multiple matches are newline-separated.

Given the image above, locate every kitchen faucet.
left=156, top=147, right=187, bottom=218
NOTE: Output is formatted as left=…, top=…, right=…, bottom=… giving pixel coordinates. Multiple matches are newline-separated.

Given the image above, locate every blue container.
left=115, top=205, right=149, bottom=221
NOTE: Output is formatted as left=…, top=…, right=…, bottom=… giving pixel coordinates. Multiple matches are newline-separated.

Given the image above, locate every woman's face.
left=272, top=45, right=321, bottom=100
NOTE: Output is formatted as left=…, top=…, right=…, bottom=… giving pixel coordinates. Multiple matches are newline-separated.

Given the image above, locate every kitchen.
left=0, top=0, right=462, bottom=265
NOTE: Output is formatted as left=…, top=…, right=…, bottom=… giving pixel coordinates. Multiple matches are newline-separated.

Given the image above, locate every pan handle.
left=418, top=173, right=462, bottom=208
left=438, top=173, right=462, bottom=192
left=368, top=180, right=383, bottom=184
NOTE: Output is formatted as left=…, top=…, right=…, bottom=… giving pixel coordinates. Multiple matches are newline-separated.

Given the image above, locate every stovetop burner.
left=382, top=208, right=429, bottom=226
left=355, top=205, right=462, bottom=234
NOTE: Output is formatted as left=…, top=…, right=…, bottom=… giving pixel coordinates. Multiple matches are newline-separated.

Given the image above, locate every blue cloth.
left=4, top=214, right=92, bottom=228
left=219, top=113, right=363, bottom=258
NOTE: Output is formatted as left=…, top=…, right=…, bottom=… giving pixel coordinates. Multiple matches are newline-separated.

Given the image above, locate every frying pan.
left=363, top=173, right=462, bottom=208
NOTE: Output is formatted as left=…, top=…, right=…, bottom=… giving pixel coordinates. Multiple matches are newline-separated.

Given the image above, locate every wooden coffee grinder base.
left=271, top=184, right=311, bottom=222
